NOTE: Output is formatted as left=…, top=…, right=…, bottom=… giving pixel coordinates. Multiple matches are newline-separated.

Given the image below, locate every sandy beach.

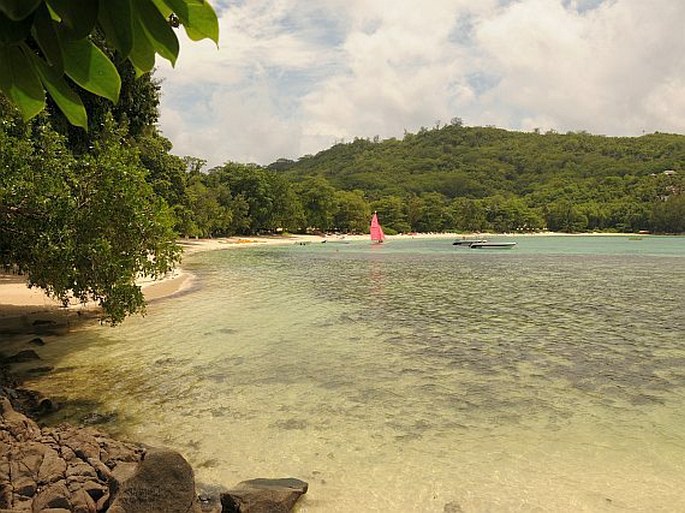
left=0, top=234, right=342, bottom=320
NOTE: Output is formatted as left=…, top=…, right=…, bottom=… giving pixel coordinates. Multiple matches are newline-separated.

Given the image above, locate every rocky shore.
left=1, top=328, right=308, bottom=513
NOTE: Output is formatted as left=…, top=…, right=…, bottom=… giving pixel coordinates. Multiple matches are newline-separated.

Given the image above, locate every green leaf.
left=150, top=0, right=172, bottom=18
left=61, top=38, right=121, bottom=102
left=30, top=52, right=87, bottom=128
left=31, top=4, right=64, bottom=73
left=0, top=46, right=45, bottom=120
left=0, top=0, right=42, bottom=21
left=45, top=0, right=98, bottom=39
left=134, top=0, right=179, bottom=65
left=0, top=10, right=33, bottom=44
left=159, top=0, right=218, bottom=44
left=128, top=17, right=156, bottom=75
left=97, top=0, right=133, bottom=58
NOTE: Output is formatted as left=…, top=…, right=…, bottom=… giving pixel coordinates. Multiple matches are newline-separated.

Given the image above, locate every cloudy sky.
left=155, top=0, right=685, bottom=168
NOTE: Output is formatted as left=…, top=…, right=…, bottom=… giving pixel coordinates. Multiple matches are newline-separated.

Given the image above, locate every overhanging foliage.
left=0, top=0, right=218, bottom=127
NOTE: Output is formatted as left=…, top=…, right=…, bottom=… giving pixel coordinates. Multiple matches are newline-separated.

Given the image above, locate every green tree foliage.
left=274, top=125, right=684, bottom=234
left=545, top=199, right=589, bottom=233
left=651, top=195, right=685, bottom=233
left=295, top=176, right=337, bottom=232
left=333, top=190, right=370, bottom=233
left=178, top=162, right=305, bottom=237
left=0, top=105, right=179, bottom=323
left=0, top=0, right=218, bottom=126
left=370, top=196, right=410, bottom=234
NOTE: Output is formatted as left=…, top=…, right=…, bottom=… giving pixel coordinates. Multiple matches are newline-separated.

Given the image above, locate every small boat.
left=469, top=241, right=517, bottom=249
left=453, top=239, right=487, bottom=246
left=370, top=212, right=385, bottom=244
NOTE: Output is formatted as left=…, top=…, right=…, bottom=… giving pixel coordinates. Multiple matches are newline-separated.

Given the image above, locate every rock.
left=4, top=350, right=41, bottom=363
left=14, top=388, right=57, bottom=415
left=1, top=399, right=142, bottom=512
left=66, top=461, right=98, bottom=479
left=444, top=501, right=464, bottom=513
left=196, top=484, right=227, bottom=513
left=107, top=448, right=200, bottom=513
left=25, top=366, right=55, bottom=376
left=0, top=397, right=41, bottom=441
left=31, top=320, right=68, bottom=336
left=221, top=478, right=308, bottom=513
left=80, top=412, right=118, bottom=426
left=37, top=447, right=67, bottom=485
left=32, top=481, right=71, bottom=511
left=70, top=487, right=97, bottom=513
left=29, top=338, right=45, bottom=346
left=13, top=473, right=38, bottom=497
left=61, top=431, right=101, bottom=462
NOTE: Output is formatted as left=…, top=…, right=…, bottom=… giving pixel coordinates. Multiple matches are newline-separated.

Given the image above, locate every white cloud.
left=155, top=0, right=685, bottom=167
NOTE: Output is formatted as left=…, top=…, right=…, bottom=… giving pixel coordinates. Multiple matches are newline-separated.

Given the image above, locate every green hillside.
left=266, top=124, right=684, bottom=233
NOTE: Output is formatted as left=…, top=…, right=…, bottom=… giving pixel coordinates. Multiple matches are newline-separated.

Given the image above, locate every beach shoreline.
left=0, top=231, right=655, bottom=322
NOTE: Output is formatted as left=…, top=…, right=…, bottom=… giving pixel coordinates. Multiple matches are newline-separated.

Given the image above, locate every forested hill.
left=270, top=124, right=685, bottom=200
left=261, top=124, right=684, bottom=234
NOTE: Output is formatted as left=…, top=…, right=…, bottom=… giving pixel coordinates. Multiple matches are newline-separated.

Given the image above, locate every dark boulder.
left=107, top=448, right=200, bottom=513
left=4, top=349, right=41, bottom=363
left=221, top=478, right=308, bottom=513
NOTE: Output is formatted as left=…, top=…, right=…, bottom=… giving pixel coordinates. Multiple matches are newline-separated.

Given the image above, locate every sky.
left=155, top=0, right=685, bottom=168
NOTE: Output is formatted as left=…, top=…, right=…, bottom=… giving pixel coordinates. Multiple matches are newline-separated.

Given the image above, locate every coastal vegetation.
left=0, top=0, right=219, bottom=322
left=1, top=0, right=684, bottom=321
left=171, top=124, right=684, bottom=237
left=0, top=0, right=218, bottom=126
left=2, top=89, right=685, bottom=320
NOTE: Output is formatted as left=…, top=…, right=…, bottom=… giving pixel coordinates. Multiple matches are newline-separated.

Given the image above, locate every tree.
left=183, top=176, right=232, bottom=237
left=650, top=195, right=685, bottom=233
left=0, top=107, right=179, bottom=323
left=333, top=190, right=370, bottom=233
left=545, top=200, right=588, bottom=233
left=449, top=198, right=488, bottom=232
left=371, top=196, right=410, bottom=233
left=138, top=131, right=189, bottom=214
left=410, top=192, right=449, bottom=233
left=0, top=0, right=218, bottom=126
left=295, top=176, right=337, bottom=232
left=268, top=173, right=305, bottom=233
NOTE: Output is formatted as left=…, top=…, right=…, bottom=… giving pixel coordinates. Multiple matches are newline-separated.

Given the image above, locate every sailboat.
left=370, top=212, right=385, bottom=244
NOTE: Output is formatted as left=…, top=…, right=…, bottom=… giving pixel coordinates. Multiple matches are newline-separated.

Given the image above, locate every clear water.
left=28, top=236, right=685, bottom=512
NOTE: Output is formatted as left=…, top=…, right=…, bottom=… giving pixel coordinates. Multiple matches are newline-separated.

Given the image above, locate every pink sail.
left=370, top=212, right=385, bottom=243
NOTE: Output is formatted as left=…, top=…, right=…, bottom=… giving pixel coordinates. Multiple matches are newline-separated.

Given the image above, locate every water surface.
left=30, top=236, right=685, bottom=512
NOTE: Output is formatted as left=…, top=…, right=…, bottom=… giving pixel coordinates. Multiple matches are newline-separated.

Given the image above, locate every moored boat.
left=453, top=239, right=487, bottom=246
left=469, top=241, right=517, bottom=249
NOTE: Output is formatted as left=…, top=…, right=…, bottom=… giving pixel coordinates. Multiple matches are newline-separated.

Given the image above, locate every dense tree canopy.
left=175, top=124, right=683, bottom=237
left=0, top=98, right=179, bottom=323
left=0, top=0, right=218, bottom=126
left=0, top=0, right=221, bottom=322
left=258, top=125, right=684, bottom=235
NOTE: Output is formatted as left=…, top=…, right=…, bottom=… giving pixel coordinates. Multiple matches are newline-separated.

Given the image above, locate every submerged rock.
left=3, top=349, right=41, bottom=363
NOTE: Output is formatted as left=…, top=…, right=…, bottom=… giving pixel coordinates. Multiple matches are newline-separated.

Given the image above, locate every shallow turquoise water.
left=30, top=236, right=685, bottom=512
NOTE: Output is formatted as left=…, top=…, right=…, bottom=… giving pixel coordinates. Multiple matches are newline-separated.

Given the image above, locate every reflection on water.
left=29, top=236, right=685, bottom=512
